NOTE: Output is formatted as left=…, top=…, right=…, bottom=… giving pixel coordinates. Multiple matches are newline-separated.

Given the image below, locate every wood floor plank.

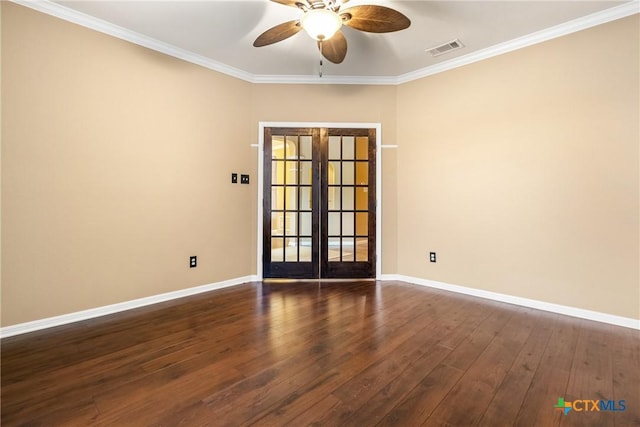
left=342, top=294, right=498, bottom=426
left=610, top=326, right=640, bottom=426
left=1, top=280, right=638, bottom=426
left=344, top=342, right=453, bottom=426
left=426, top=305, right=534, bottom=425
left=166, top=282, right=437, bottom=426
left=376, top=362, right=465, bottom=426
left=175, top=291, right=442, bottom=426
left=559, top=320, right=616, bottom=427
left=302, top=313, right=451, bottom=424
left=375, top=303, right=516, bottom=426
left=479, top=310, right=558, bottom=425
left=513, top=315, right=581, bottom=426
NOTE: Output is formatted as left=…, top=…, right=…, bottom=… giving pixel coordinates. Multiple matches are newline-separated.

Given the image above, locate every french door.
left=263, top=127, right=376, bottom=279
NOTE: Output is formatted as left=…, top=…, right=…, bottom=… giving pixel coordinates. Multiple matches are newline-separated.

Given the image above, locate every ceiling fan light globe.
left=300, top=9, right=342, bottom=41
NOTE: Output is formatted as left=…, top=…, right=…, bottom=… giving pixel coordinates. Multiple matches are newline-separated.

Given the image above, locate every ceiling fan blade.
left=253, top=20, right=302, bottom=47
left=341, top=5, right=410, bottom=33
left=318, top=31, right=347, bottom=64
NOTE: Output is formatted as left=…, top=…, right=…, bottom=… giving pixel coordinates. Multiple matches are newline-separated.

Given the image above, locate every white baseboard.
left=0, top=275, right=259, bottom=338
left=382, top=274, right=639, bottom=330
left=3, top=274, right=636, bottom=338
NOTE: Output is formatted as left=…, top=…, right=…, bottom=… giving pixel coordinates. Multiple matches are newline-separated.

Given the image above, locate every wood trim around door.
left=257, top=122, right=382, bottom=280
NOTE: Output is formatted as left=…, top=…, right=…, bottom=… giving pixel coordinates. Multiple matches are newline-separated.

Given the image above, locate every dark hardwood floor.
left=1, top=280, right=638, bottom=426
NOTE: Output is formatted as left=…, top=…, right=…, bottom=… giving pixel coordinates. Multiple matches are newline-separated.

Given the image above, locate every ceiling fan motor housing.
left=255, top=0, right=411, bottom=65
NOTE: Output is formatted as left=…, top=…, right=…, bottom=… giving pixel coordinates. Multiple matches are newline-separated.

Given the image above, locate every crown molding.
left=9, top=0, right=255, bottom=83
left=9, top=0, right=640, bottom=86
left=251, top=73, right=398, bottom=85
left=396, top=1, right=640, bottom=84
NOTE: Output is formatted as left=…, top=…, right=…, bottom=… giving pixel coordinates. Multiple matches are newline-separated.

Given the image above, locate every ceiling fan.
left=253, top=0, right=411, bottom=65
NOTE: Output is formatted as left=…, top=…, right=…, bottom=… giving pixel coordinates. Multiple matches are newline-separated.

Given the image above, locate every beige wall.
left=2, top=3, right=254, bottom=325
left=397, top=15, right=639, bottom=319
left=2, top=2, right=638, bottom=327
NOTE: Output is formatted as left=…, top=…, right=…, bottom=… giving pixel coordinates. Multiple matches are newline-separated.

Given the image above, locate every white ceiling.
left=37, top=0, right=638, bottom=83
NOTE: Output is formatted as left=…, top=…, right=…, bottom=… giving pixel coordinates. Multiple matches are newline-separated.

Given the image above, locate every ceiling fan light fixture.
left=300, top=8, right=342, bottom=41
left=254, top=0, right=411, bottom=67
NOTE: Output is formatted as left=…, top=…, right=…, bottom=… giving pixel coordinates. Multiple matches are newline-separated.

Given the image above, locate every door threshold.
left=262, top=278, right=377, bottom=283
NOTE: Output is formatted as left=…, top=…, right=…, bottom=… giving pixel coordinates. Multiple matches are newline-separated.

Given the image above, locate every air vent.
left=426, top=39, right=464, bottom=57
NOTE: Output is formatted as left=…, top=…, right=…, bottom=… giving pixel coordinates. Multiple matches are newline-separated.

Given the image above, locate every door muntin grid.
left=326, top=134, right=371, bottom=264
left=270, top=134, right=314, bottom=263
left=264, top=127, right=375, bottom=279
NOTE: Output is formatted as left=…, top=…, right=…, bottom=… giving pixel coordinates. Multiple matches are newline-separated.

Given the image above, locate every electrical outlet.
left=429, top=252, right=437, bottom=263
left=190, top=256, right=197, bottom=268
left=240, top=174, right=250, bottom=184
left=231, top=173, right=238, bottom=184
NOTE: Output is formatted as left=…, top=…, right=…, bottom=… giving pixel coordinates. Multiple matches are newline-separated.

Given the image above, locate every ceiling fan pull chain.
left=319, top=40, right=324, bottom=77
left=254, top=1, right=411, bottom=67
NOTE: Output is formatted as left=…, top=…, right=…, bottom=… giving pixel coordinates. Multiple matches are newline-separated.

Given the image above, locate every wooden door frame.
left=257, top=122, right=382, bottom=280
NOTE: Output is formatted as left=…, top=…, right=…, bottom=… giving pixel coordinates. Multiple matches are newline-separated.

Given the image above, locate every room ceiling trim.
left=397, top=1, right=639, bottom=84
left=11, top=0, right=640, bottom=86
left=11, top=0, right=255, bottom=82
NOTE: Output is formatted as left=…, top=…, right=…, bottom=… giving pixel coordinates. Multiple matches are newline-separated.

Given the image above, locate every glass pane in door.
left=264, top=128, right=320, bottom=279
left=322, top=129, right=375, bottom=278
left=327, top=135, right=370, bottom=263
left=265, top=127, right=374, bottom=279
